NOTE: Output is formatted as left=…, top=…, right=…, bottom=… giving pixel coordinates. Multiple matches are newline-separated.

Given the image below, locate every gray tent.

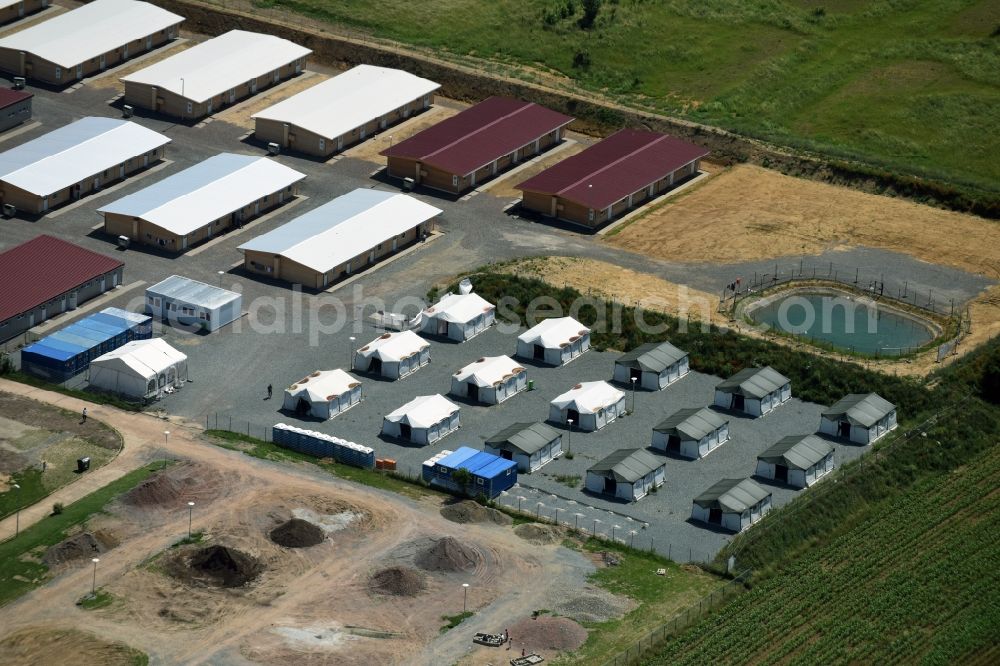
left=585, top=448, right=665, bottom=502
left=691, top=478, right=771, bottom=532
left=820, top=393, right=897, bottom=444
left=484, top=422, right=562, bottom=473
left=613, top=341, right=689, bottom=390
left=651, top=407, right=729, bottom=459
left=714, top=366, right=791, bottom=417
left=756, top=434, right=834, bottom=488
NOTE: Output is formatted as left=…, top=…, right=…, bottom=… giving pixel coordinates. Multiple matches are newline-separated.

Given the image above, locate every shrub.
left=52, top=502, right=64, bottom=515
left=579, top=0, right=601, bottom=28
left=572, top=50, right=591, bottom=69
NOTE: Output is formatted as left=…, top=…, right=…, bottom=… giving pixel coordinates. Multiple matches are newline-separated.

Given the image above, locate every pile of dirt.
left=513, top=523, right=562, bottom=545
left=440, top=500, right=512, bottom=525
left=174, top=545, right=262, bottom=588
left=368, top=566, right=426, bottom=596
left=43, top=532, right=114, bottom=567
left=414, top=537, right=479, bottom=573
left=122, top=471, right=193, bottom=507
left=269, top=519, right=324, bottom=548
left=510, top=616, right=588, bottom=651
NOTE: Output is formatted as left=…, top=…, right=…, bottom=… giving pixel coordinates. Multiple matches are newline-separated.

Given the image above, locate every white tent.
left=420, top=291, right=496, bottom=341
left=353, top=330, right=430, bottom=379
left=88, top=338, right=187, bottom=399
left=549, top=381, right=626, bottom=431
left=282, top=369, right=361, bottom=420
left=450, top=355, right=526, bottom=405
left=516, top=316, right=590, bottom=366
left=382, top=394, right=460, bottom=445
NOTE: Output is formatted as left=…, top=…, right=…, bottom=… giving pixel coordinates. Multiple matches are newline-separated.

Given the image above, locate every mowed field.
left=644, top=438, right=1000, bottom=665
left=246, top=0, right=1000, bottom=194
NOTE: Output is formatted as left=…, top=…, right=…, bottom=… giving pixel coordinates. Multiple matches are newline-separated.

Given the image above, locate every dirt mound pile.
left=121, top=463, right=224, bottom=508
left=415, top=537, right=479, bottom=572
left=43, top=532, right=112, bottom=567
left=369, top=566, right=426, bottom=596
left=510, top=616, right=587, bottom=651
left=514, top=523, right=562, bottom=544
left=440, top=500, right=512, bottom=525
left=180, top=545, right=262, bottom=588
left=269, top=519, right=324, bottom=548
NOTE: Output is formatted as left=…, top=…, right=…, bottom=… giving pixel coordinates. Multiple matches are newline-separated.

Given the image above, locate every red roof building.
left=0, top=86, right=32, bottom=133
left=381, top=97, right=574, bottom=195
left=0, top=235, right=124, bottom=341
left=516, top=129, right=709, bottom=228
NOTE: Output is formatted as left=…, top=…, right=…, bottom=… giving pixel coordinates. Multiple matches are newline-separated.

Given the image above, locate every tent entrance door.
left=533, top=344, right=545, bottom=360
left=467, top=383, right=479, bottom=402
left=369, top=357, right=382, bottom=375
left=567, top=408, right=580, bottom=425
left=775, top=465, right=789, bottom=483
left=838, top=421, right=851, bottom=438
left=708, top=508, right=722, bottom=525
left=629, top=367, right=642, bottom=382
left=399, top=423, right=412, bottom=440
left=295, top=398, right=310, bottom=416
left=667, top=435, right=681, bottom=454
left=603, top=478, right=617, bottom=495
left=437, top=319, right=448, bottom=336
left=500, top=450, right=513, bottom=460
left=731, top=394, right=745, bottom=411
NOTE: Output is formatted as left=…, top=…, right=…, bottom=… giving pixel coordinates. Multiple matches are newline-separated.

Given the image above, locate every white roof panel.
left=285, top=369, right=358, bottom=403
left=238, top=188, right=440, bottom=274
left=0, top=0, right=183, bottom=69
left=454, top=355, right=523, bottom=387
left=99, top=153, right=306, bottom=236
left=251, top=64, right=439, bottom=140
left=519, top=317, right=590, bottom=349
left=91, top=338, right=186, bottom=381
left=0, top=117, right=170, bottom=197
left=551, top=381, right=624, bottom=414
left=385, top=394, right=458, bottom=429
left=121, top=30, right=311, bottom=104
left=146, top=275, right=240, bottom=309
left=357, top=330, right=428, bottom=363
left=424, top=291, right=495, bottom=325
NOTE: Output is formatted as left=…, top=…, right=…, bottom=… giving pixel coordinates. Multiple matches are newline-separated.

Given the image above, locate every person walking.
left=81, top=407, right=87, bottom=423
left=266, top=384, right=273, bottom=399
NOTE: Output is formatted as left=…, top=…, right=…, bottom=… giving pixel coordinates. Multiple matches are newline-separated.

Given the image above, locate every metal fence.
left=720, top=260, right=959, bottom=319
left=602, top=569, right=752, bottom=666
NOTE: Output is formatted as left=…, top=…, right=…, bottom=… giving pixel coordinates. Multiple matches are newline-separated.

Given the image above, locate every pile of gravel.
left=513, top=523, right=562, bottom=544
left=269, top=518, right=324, bottom=548
left=440, top=500, right=512, bottom=526
left=510, top=616, right=587, bottom=651
left=414, top=537, right=479, bottom=572
left=369, top=566, right=426, bottom=596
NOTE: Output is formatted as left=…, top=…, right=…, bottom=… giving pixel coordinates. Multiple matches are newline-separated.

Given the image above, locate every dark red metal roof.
left=0, top=235, right=123, bottom=322
left=381, top=97, right=574, bottom=176
left=0, top=88, right=33, bottom=109
left=516, top=129, right=709, bottom=210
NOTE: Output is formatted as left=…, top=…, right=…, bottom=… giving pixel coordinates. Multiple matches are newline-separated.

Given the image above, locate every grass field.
left=247, top=0, right=1000, bottom=195
left=643, top=441, right=1000, bottom=664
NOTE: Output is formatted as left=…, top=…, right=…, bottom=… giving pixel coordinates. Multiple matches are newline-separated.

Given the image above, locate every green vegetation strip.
left=77, top=588, right=115, bottom=610
left=439, top=611, right=474, bottom=633
left=205, top=430, right=440, bottom=500
left=0, top=462, right=167, bottom=607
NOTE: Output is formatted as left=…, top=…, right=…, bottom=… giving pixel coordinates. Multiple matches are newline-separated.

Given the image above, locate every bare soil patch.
left=86, top=40, right=194, bottom=94
left=226, top=71, right=328, bottom=131
left=342, top=105, right=458, bottom=164
left=0, top=392, right=120, bottom=450
left=0, top=628, right=145, bottom=666
left=368, top=566, right=427, bottom=597
left=120, top=461, right=225, bottom=509
left=42, top=531, right=117, bottom=568
left=414, top=536, right=479, bottom=573
left=488, top=140, right=586, bottom=198
left=608, top=164, right=1000, bottom=278
left=513, top=523, right=563, bottom=545
left=440, top=499, right=512, bottom=526
left=269, top=518, right=325, bottom=548
left=509, top=615, right=587, bottom=652
left=167, top=544, right=263, bottom=589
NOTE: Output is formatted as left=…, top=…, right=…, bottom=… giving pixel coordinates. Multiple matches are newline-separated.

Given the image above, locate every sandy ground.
left=504, top=256, right=724, bottom=325
left=607, top=164, right=1000, bottom=278
left=342, top=105, right=458, bottom=164
left=84, top=40, right=194, bottom=94
left=217, top=71, right=327, bottom=131
left=0, top=381, right=629, bottom=666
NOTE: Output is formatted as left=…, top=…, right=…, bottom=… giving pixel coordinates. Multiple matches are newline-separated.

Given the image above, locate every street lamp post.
left=163, top=431, right=170, bottom=470
left=566, top=418, right=573, bottom=455
left=187, top=501, right=195, bottom=538
left=630, top=376, right=638, bottom=412
left=348, top=336, right=356, bottom=368
left=462, top=583, right=469, bottom=612
left=217, top=270, right=225, bottom=287
left=12, top=483, right=20, bottom=537
left=91, top=558, right=99, bottom=595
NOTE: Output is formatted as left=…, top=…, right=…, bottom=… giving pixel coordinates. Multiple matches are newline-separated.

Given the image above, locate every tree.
left=451, top=468, right=473, bottom=495
left=579, top=0, right=601, bottom=29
